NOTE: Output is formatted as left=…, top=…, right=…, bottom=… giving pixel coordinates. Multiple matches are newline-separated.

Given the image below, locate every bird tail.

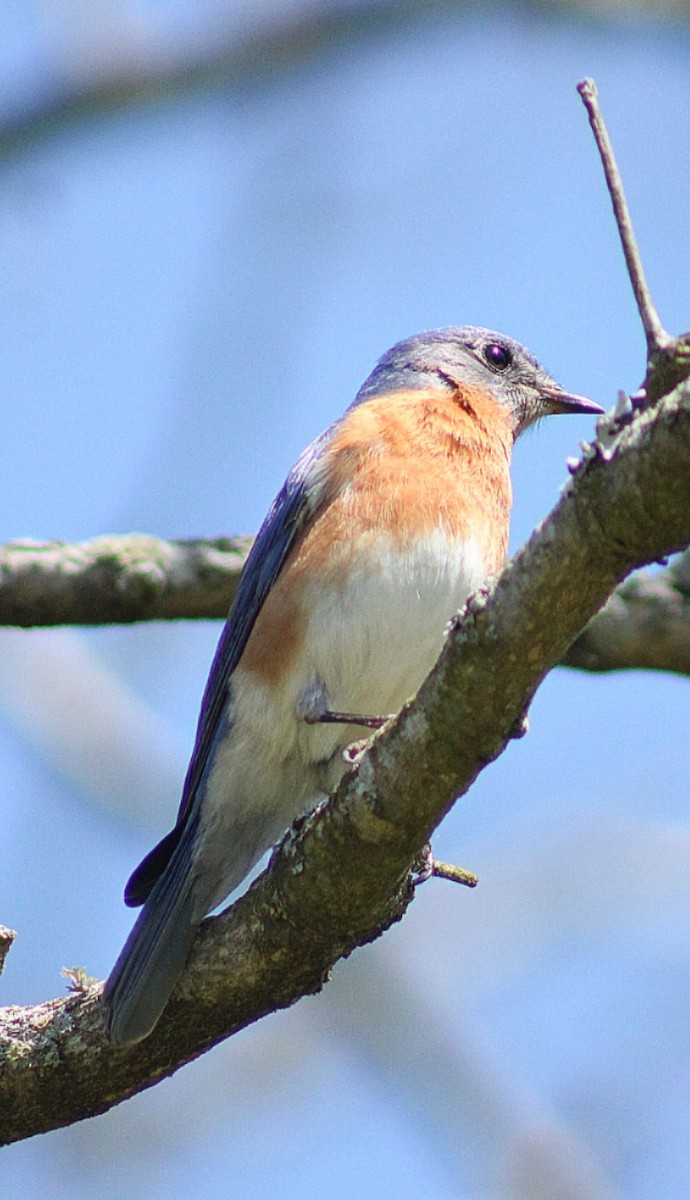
left=103, top=821, right=201, bottom=1046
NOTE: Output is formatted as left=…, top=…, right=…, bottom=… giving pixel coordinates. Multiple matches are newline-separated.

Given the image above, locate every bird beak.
left=542, top=387, right=605, bottom=417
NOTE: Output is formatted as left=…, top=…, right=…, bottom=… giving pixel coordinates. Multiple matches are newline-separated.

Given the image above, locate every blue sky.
left=2, top=5, right=690, bottom=1198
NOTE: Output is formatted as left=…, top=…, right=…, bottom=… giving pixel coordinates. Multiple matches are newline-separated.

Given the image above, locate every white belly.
left=301, top=527, right=487, bottom=726
left=196, top=528, right=488, bottom=909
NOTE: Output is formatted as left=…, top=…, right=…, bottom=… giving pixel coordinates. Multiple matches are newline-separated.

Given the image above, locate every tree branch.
left=2, top=369, right=690, bottom=1143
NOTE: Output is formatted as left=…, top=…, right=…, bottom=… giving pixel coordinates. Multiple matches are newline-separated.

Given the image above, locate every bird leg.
left=311, top=709, right=391, bottom=729
left=297, top=678, right=392, bottom=730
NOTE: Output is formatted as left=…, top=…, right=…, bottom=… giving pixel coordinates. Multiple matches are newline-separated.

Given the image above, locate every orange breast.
left=240, top=384, right=514, bottom=685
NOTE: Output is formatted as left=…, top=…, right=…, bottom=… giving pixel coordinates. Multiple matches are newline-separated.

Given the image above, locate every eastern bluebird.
left=104, top=326, right=603, bottom=1045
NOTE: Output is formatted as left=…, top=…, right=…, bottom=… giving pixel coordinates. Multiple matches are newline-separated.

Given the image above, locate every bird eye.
left=483, top=343, right=512, bottom=370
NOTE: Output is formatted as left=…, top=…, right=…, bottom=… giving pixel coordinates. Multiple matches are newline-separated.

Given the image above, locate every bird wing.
left=124, top=423, right=336, bottom=905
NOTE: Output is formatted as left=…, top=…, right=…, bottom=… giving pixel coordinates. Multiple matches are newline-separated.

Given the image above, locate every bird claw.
left=342, top=737, right=372, bottom=765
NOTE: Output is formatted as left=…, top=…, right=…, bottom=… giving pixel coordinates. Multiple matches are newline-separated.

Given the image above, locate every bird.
left=103, top=325, right=603, bottom=1045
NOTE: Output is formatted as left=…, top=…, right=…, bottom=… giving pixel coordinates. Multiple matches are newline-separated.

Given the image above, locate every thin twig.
left=577, top=78, right=670, bottom=355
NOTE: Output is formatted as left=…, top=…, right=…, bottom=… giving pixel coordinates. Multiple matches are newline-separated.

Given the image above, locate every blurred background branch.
left=0, top=534, right=251, bottom=625
left=3, top=0, right=689, bottom=156
left=2, top=532, right=689, bottom=676
left=563, top=553, right=690, bottom=674
left=0, top=1, right=474, bottom=155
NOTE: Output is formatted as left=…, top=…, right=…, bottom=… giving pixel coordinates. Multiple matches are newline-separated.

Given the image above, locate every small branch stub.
left=430, top=860, right=479, bottom=888
left=0, top=926, right=16, bottom=977
left=413, top=844, right=478, bottom=888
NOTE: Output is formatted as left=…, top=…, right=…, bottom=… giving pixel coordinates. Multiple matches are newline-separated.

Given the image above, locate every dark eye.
left=483, top=343, right=512, bottom=370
